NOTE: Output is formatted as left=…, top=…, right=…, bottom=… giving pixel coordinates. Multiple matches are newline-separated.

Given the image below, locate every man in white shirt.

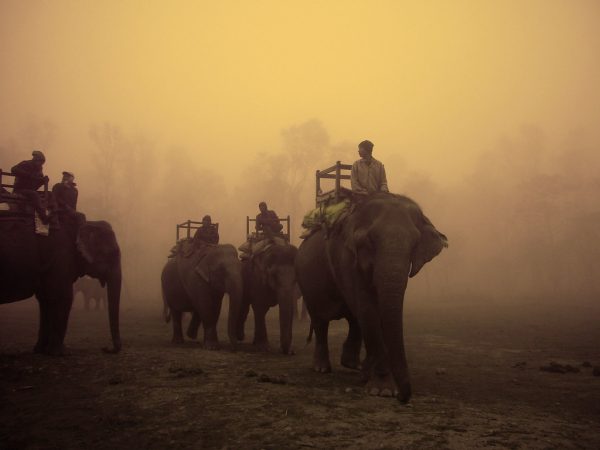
left=351, top=140, right=389, bottom=194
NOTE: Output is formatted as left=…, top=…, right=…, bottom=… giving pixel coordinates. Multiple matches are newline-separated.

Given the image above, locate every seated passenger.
left=11, top=150, right=50, bottom=223
left=52, top=171, right=85, bottom=239
left=193, top=215, right=219, bottom=245
left=351, top=140, right=389, bottom=194
left=256, top=201, right=283, bottom=235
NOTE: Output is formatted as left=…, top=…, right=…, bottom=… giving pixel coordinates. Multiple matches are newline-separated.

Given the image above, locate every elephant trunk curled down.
left=296, top=193, right=447, bottom=402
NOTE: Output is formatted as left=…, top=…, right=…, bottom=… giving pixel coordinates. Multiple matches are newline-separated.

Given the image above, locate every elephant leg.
left=341, top=315, right=362, bottom=370
left=34, top=297, right=50, bottom=354
left=313, top=320, right=331, bottom=373
left=186, top=312, right=201, bottom=340
left=356, top=298, right=397, bottom=398
left=201, top=296, right=222, bottom=351
left=252, top=304, right=270, bottom=351
left=171, top=310, right=184, bottom=344
left=236, top=301, right=250, bottom=342
left=301, top=299, right=308, bottom=321
left=44, top=290, right=73, bottom=356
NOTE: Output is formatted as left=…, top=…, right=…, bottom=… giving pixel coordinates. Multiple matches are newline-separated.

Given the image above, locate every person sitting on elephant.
left=11, top=150, right=50, bottom=223
left=351, top=140, right=389, bottom=195
left=256, top=201, right=283, bottom=236
left=193, top=215, right=219, bottom=245
left=52, top=171, right=85, bottom=240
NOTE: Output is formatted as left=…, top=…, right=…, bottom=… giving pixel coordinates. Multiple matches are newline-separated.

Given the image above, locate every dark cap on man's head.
left=259, top=201, right=267, bottom=208
left=32, top=150, right=46, bottom=162
left=202, top=215, right=212, bottom=223
left=358, top=140, right=374, bottom=151
left=62, top=171, right=74, bottom=178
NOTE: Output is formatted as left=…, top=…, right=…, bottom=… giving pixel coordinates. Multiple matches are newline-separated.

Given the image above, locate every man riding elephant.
left=11, top=150, right=50, bottom=223
left=256, top=201, right=283, bottom=235
left=193, top=215, right=219, bottom=245
left=351, top=140, right=389, bottom=195
left=52, top=171, right=86, bottom=242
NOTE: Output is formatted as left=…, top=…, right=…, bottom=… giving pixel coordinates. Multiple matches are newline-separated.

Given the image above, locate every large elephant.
left=295, top=193, right=447, bottom=402
left=237, top=242, right=298, bottom=354
left=0, top=215, right=122, bottom=355
left=161, top=243, right=242, bottom=350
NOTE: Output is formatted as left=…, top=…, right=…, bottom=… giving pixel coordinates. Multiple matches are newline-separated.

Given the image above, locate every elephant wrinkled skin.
left=295, top=193, right=447, bottom=402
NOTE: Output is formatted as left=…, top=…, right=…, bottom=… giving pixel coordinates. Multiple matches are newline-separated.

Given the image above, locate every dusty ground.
left=1, top=298, right=599, bottom=449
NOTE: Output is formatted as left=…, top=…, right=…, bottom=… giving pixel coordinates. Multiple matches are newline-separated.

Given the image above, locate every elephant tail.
left=162, top=290, right=171, bottom=323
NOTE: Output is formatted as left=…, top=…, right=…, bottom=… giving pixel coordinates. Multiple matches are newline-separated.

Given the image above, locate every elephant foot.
left=186, top=329, right=198, bottom=340
left=171, top=336, right=185, bottom=345
left=203, top=340, right=221, bottom=351
left=102, top=345, right=122, bottom=354
left=253, top=342, right=271, bottom=353
left=340, top=352, right=361, bottom=371
left=33, top=342, right=47, bottom=354
left=365, top=373, right=398, bottom=398
left=46, top=344, right=69, bottom=357
left=313, top=358, right=332, bottom=373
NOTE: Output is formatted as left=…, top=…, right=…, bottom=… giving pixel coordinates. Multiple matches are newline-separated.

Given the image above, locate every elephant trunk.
left=277, top=285, right=295, bottom=355
left=374, top=256, right=411, bottom=402
left=225, top=273, right=242, bottom=351
left=104, top=265, right=122, bottom=353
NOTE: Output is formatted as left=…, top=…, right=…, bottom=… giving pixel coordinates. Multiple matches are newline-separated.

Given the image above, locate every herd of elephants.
left=0, top=170, right=448, bottom=403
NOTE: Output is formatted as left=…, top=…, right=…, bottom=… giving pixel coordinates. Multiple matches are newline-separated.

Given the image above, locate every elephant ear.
left=78, top=221, right=120, bottom=265
left=346, top=226, right=374, bottom=278
left=409, top=214, right=448, bottom=278
left=194, top=257, right=211, bottom=283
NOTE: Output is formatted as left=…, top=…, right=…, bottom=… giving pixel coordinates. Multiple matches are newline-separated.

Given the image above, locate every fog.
left=1, top=0, right=599, bottom=309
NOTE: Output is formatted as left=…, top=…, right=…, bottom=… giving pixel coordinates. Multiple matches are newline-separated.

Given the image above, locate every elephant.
left=161, top=242, right=242, bottom=350
left=237, top=241, right=298, bottom=354
left=295, top=193, right=447, bottom=402
left=74, top=276, right=106, bottom=310
left=0, top=213, right=122, bottom=355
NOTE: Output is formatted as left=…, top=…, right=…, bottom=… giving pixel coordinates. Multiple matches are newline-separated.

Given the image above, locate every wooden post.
left=315, top=169, right=320, bottom=206
left=246, top=216, right=249, bottom=238
left=187, top=220, right=191, bottom=239
left=334, top=160, right=341, bottom=202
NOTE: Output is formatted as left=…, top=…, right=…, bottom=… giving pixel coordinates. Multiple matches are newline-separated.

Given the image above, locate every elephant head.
left=345, top=193, right=447, bottom=400
left=77, top=220, right=122, bottom=353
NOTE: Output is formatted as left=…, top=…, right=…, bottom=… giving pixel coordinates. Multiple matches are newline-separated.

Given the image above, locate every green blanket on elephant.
left=301, top=200, right=351, bottom=238
left=169, top=238, right=215, bottom=259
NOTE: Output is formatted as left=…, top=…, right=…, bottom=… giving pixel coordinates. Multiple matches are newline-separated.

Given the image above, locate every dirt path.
left=1, top=300, right=599, bottom=449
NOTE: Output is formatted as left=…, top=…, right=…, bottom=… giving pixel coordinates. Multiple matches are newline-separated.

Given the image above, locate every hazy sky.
left=1, top=0, right=599, bottom=184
